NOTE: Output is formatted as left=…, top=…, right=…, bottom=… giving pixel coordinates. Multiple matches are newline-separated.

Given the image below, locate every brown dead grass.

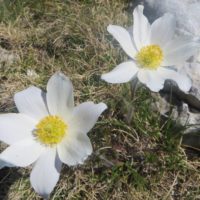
left=0, top=0, right=199, bottom=199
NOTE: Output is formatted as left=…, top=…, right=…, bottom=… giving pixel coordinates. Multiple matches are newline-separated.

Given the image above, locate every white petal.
left=101, top=61, right=139, bottom=83
left=137, top=69, right=165, bottom=92
left=163, top=37, right=199, bottom=66
left=70, top=102, right=107, bottom=134
left=0, top=114, right=36, bottom=145
left=107, top=25, right=137, bottom=58
left=151, top=13, right=176, bottom=47
left=0, top=139, right=44, bottom=168
left=14, top=86, right=49, bottom=121
left=0, top=159, right=15, bottom=169
left=30, top=148, right=62, bottom=199
left=158, top=67, right=192, bottom=92
left=47, top=72, right=74, bottom=118
left=57, top=134, right=92, bottom=166
left=137, top=67, right=192, bottom=92
left=133, top=5, right=151, bottom=50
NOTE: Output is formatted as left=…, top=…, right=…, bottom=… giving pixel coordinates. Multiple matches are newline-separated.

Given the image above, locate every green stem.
left=126, top=78, right=138, bottom=124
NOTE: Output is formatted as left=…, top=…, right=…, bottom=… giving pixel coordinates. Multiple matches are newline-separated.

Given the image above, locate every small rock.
left=0, top=47, right=19, bottom=68
left=26, top=69, right=39, bottom=80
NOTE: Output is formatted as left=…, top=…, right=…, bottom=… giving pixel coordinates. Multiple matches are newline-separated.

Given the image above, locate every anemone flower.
left=101, top=5, right=199, bottom=92
left=0, top=72, right=107, bottom=198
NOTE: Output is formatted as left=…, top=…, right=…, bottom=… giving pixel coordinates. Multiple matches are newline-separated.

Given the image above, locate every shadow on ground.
left=0, top=168, right=22, bottom=200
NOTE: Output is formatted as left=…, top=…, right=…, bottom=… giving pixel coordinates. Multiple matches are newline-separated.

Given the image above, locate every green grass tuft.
left=0, top=0, right=199, bottom=199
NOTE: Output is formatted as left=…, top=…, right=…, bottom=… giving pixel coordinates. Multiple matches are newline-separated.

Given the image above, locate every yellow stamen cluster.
left=136, top=45, right=163, bottom=69
left=35, top=115, right=67, bottom=146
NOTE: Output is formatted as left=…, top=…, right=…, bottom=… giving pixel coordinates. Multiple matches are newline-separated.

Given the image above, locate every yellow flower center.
left=136, top=45, right=163, bottom=69
left=35, top=115, right=67, bottom=146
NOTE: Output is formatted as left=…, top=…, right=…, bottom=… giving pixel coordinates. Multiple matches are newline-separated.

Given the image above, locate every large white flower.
left=101, top=5, right=199, bottom=92
left=0, top=72, right=107, bottom=198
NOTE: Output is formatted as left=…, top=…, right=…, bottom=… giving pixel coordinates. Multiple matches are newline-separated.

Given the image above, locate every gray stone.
left=150, top=63, right=200, bottom=148
left=0, top=47, right=19, bottom=68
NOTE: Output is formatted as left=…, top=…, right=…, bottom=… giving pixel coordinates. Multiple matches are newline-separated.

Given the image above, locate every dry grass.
left=0, top=0, right=199, bottom=199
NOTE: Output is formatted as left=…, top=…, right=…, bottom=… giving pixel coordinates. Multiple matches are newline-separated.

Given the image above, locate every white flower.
left=0, top=72, right=107, bottom=198
left=101, top=5, right=199, bottom=92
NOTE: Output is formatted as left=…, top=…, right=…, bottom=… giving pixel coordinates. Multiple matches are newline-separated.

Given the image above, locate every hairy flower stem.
left=94, top=151, right=114, bottom=167
left=126, top=78, right=138, bottom=124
